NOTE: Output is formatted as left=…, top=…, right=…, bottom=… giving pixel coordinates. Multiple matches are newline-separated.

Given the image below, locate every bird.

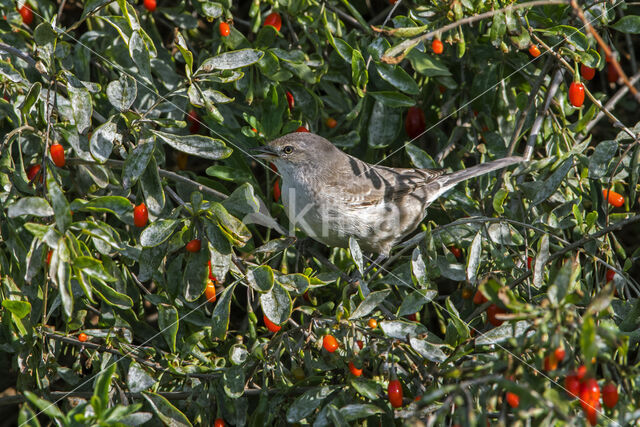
left=253, top=132, right=523, bottom=259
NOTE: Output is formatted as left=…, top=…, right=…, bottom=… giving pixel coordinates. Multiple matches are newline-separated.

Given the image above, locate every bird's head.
left=252, top=132, right=338, bottom=174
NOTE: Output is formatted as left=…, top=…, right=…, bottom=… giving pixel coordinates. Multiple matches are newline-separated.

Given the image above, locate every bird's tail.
left=424, top=156, right=524, bottom=204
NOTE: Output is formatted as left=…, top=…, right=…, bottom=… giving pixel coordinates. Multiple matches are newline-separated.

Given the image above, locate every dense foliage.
left=1, top=0, right=640, bottom=425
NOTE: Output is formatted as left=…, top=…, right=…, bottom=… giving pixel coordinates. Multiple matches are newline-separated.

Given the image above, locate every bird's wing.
left=322, top=156, right=444, bottom=207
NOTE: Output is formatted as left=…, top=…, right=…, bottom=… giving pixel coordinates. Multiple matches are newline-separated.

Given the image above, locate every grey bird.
left=254, top=132, right=522, bottom=258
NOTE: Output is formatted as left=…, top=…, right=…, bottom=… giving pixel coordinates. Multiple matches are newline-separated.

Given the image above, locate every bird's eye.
left=283, top=146, right=294, bottom=154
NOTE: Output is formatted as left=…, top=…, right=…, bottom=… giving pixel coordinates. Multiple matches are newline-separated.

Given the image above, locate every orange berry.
left=486, top=304, right=506, bottom=327
left=273, top=179, right=281, bottom=202
left=295, top=126, right=309, bottom=132
left=78, top=332, right=88, bottom=342
left=568, top=82, right=585, bottom=107
left=205, top=280, right=217, bottom=303
left=286, top=91, right=294, bottom=110
left=325, top=117, right=337, bottom=128
left=219, top=21, right=230, bottom=37
left=348, top=361, right=363, bottom=377
left=143, top=0, right=156, bottom=12
left=431, top=39, right=443, bottom=54
left=603, top=189, right=624, bottom=207
left=322, top=334, right=339, bottom=352
left=528, top=44, right=541, bottom=57
left=473, top=290, right=488, bottom=305
left=505, top=391, right=519, bottom=408
left=368, top=318, right=378, bottom=329
left=214, top=418, right=225, bottom=427
left=554, top=346, right=565, bottom=362
left=449, top=246, right=462, bottom=258
left=263, top=12, right=281, bottom=32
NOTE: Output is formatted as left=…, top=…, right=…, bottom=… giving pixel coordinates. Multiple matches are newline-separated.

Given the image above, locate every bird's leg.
left=362, top=254, right=387, bottom=279
left=349, top=254, right=387, bottom=286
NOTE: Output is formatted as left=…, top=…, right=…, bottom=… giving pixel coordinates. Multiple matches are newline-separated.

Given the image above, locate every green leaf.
left=82, top=196, right=133, bottom=218
left=351, top=49, right=367, bottom=96
left=184, top=246, right=209, bottom=301
left=406, top=50, right=452, bottom=76
left=129, top=31, right=153, bottom=84
left=7, top=197, right=54, bottom=218
left=74, top=256, right=116, bottom=282
left=581, top=315, right=597, bottom=368
left=349, top=377, right=381, bottom=400
left=174, top=31, right=193, bottom=76
left=140, top=219, right=180, bottom=247
left=122, top=142, right=154, bottom=190
left=379, top=320, right=428, bottom=339
left=142, top=392, right=193, bottom=427
left=466, top=232, right=482, bottom=284
left=19, top=82, right=41, bottom=115
left=531, top=157, right=574, bottom=204
left=93, top=362, right=116, bottom=413
left=588, top=140, right=617, bottom=179
left=409, top=337, right=447, bottom=362
left=368, top=91, right=415, bottom=107
left=201, top=2, right=223, bottom=19
left=81, top=0, right=112, bottom=20
left=140, top=157, right=165, bottom=215
left=198, top=49, right=264, bottom=72
left=158, top=304, right=179, bottom=352
left=210, top=203, right=251, bottom=246
left=2, top=300, right=31, bottom=319
left=211, top=282, right=238, bottom=339
left=223, top=365, right=245, bottom=398
left=260, top=281, right=292, bottom=325
left=348, top=237, right=364, bottom=276
left=247, top=265, right=274, bottom=293
left=67, top=80, right=93, bottom=134
left=339, top=404, right=384, bottom=421
left=46, top=167, right=71, bottom=233
left=367, top=100, right=400, bottom=148
left=611, top=16, right=640, bottom=34
left=397, top=289, right=436, bottom=317
left=375, top=62, right=419, bottom=95
left=127, top=362, right=157, bottom=393
left=405, top=144, right=436, bottom=168
left=350, top=290, right=391, bottom=319
left=92, top=280, right=134, bottom=309
left=286, top=386, right=337, bottom=423
left=151, top=130, right=232, bottom=160
left=106, top=74, right=137, bottom=112
left=90, top=119, right=118, bottom=163
left=475, top=321, right=530, bottom=345
left=23, top=391, right=65, bottom=419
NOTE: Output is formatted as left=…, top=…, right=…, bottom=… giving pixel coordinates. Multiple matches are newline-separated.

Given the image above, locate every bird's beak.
left=251, top=145, right=278, bottom=159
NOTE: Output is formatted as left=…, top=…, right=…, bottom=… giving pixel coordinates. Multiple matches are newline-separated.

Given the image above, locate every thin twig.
left=382, top=0, right=569, bottom=63
left=524, top=69, right=563, bottom=161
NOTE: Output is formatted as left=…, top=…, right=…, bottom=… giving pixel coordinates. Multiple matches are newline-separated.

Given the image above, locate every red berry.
left=568, top=82, right=585, bottom=107
left=473, top=290, right=488, bottom=305
left=143, top=0, right=156, bottom=12
left=185, top=239, right=201, bottom=253
left=404, top=106, right=425, bottom=139
left=219, top=22, right=230, bottom=37
left=46, top=249, right=53, bottom=265
left=19, top=4, right=33, bottom=25
left=505, top=391, right=519, bottom=408
left=606, top=269, right=616, bottom=282
left=133, top=203, right=148, bottom=227
left=214, top=418, right=225, bottom=427
left=50, top=144, right=65, bottom=167
left=607, top=63, right=619, bottom=83
left=323, top=335, right=339, bottom=352
left=208, top=260, right=217, bottom=282
left=26, top=164, right=41, bottom=182
left=356, top=340, right=363, bottom=350
left=449, top=246, right=462, bottom=259
left=554, top=346, right=565, bottom=362
left=273, top=179, right=281, bottom=202
left=295, top=126, right=309, bottom=132
left=407, top=313, right=417, bottom=321
left=78, top=332, right=88, bottom=342
left=431, top=39, right=443, bottom=54
left=263, top=12, right=281, bottom=32
left=580, top=378, right=601, bottom=409
left=388, top=379, right=403, bottom=408
left=286, top=91, right=294, bottom=110
left=368, top=318, right=378, bottom=329
left=565, top=373, right=581, bottom=398
left=528, top=44, right=541, bottom=57
left=487, top=304, right=505, bottom=327
left=187, top=110, right=200, bottom=134
left=576, top=365, right=587, bottom=380
left=602, top=382, right=618, bottom=408
left=348, top=361, right=363, bottom=377
left=603, top=189, right=624, bottom=207
left=580, top=64, right=596, bottom=80
left=263, top=314, right=282, bottom=333
left=325, top=117, right=337, bottom=129
left=527, top=256, right=533, bottom=270
left=205, top=280, right=217, bottom=303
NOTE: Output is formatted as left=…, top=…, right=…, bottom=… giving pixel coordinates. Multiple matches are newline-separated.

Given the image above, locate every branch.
left=381, top=0, right=569, bottom=63
left=582, top=71, right=640, bottom=136
left=570, top=0, right=640, bottom=104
